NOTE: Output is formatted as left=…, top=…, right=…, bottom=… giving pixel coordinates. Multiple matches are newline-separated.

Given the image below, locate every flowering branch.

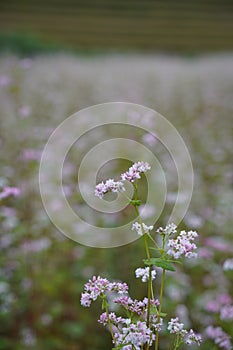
left=80, top=161, right=202, bottom=349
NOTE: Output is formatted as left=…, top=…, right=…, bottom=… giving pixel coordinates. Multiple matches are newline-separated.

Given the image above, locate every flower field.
left=0, top=53, right=233, bottom=349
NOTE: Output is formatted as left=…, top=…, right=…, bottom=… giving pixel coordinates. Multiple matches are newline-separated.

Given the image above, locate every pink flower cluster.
left=0, top=186, right=21, bottom=200
left=121, top=161, right=151, bottom=183
left=94, top=179, right=125, bottom=199
left=81, top=275, right=162, bottom=349
left=206, top=293, right=233, bottom=321
left=95, top=161, right=151, bottom=199
left=80, top=276, right=128, bottom=307
left=99, top=314, right=154, bottom=350
left=168, top=317, right=202, bottom=346
left=114, top=295, right=159, bottom=316
left=206, top=326, right=232, bottom=350
left=167, top=230, right=198, bottom=259
left=114, top=320, right=154, bottom=350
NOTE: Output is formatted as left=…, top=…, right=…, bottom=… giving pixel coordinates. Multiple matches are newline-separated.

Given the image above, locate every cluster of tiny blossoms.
left=81, top=276, right=128, bottom=307
left=168, top=317, right=202, bottom=346
left=205, top=326, right=232, bottom=350
left=167, top=230, right=198, bottom=259
left=94, top=161, right=150, bottom=199
left=114, top=295, right=160, bottom=316
left=156, top=223, right=177, bottom=236
left=135, top=267, right=157, bottom=282
left=132, top=222, right=153, bottom=236
left=95, top=179, right=125, bottom=199
left=98, top=308, right=162, bottom=349
left=120, top=161, right=151, bottom=183
left=81, top=276, right=161, bottom=349
left=98, top=313, right=155, bottom=349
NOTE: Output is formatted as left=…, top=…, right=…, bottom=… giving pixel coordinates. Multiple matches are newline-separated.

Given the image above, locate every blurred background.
left=0, top=1, right=233, bottom=349
left=0, top=0, right=233, bottom=54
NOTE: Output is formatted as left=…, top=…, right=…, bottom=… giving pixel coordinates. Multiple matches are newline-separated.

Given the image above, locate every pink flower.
left=167, top=230, right=198, bottom=259
left=80, top=276, right=128, bottom=307
left=18, top=106, right=31, bottom=118
left=206, top=326, right=232, bottom=350
left=0, top=186, right=21, bottom=200
left=121, top=161, right=151, bottom=183
left=95, top=179, right=125, bottom=199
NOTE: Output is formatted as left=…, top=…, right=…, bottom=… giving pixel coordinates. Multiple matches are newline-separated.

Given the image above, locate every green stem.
left=155, top=234, right=166, bottom=350
left=154, top=269, right=165, bottom=350
left=132, top=187, right=153, bottom=336
left=104, top=297, right=114, bottom=343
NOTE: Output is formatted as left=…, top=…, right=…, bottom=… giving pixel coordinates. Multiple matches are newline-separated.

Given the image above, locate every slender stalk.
left=133, top=188, right=152, bottom=333
left=155, top=234, right=166, bottom=350
left=104, top=297, right=114, bottom=343
left=155, top=268, right=165, bottom=350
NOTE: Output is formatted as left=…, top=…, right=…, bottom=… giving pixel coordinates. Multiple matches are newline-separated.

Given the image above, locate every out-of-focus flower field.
left=0, top=53, right=233, bottom=349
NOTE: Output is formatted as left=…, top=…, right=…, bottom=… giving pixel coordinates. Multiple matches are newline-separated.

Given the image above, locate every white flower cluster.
left=114, top=319, right=154, bottom=350
left=168, top=317, right=186, bottom=335
left=135, top=267, right=157, bottom=283
left=95, top=161, right=151, bottom=199
left=168, top=317, right=202, bottom=346
left=156, top=223, right=177, bottom=236
left=132, top=222, right=154, bottom=236
left=167, top=230, right=198, bottom=259
left=94, top=179, right=125, bottom=199
left=223, top=258, right=233, bottom=271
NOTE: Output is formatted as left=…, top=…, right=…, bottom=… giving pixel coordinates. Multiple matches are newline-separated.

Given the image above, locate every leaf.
left=143, top=258, right=176, bottom=271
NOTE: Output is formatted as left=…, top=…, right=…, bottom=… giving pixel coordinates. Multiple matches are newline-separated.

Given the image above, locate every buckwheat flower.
left=150, top=315, right=163, bottom=332
left=80, top=292, right=92, bottom=307
left=156, top=223, right=177, bottom=236
left=114, top=320, right=154, bottom=349
left=81, top=276, right=128, bottom=307
left=220, top=305, right=233, bottom=321
left=111, top=281, right=129, bottom=294
left=81, top=276, right=111, bottom=305
left=98, top=312, right=119, bottom=325
left=223, top=258, right=233, bottom=271
left=185, top=329, right=202, bottom=346
left=206, top=326, right=232, bottom=350
left=167, top=230, right=198, bottom=259
left=95, top=179, right=125, bottom=199
left=114, top=296, right=159, bottom=315
left=167, top=317, right=187, bottom=335
left=95, top=182, right=107, bottom=199
left=135, top=267, right=156, bottom=282
left=0, top=186, right=21, bottom=200
left=121, top=161, right=151, bottom=183
left=132, top=222, right=153, bottom=236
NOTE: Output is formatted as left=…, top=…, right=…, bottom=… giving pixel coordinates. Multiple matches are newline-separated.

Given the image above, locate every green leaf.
left=143, top=258, right=176, bottom=271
